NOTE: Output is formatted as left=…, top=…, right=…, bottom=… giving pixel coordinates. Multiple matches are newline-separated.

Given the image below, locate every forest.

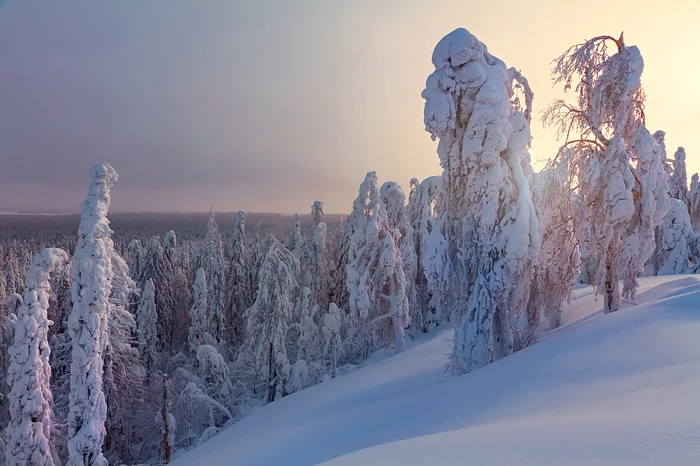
left=1, top=27, right=699, bottom=466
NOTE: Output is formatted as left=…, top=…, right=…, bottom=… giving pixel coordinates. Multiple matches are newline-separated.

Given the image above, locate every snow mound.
left=173, top=276, right=700, bottom=466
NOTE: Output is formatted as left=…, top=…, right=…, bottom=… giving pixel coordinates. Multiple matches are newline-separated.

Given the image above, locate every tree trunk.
left=387, top=282, right=406, bottom=354
left=391, top=313, right=406, bottom=354
left=267, top=341, right=275, bottom=404
left=162, top=374, right=171, bottom=464
left=604, top=260, right=619, bottom=314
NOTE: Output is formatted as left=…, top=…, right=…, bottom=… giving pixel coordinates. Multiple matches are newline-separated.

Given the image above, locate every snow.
left=172, top=275, right=700, bottom=465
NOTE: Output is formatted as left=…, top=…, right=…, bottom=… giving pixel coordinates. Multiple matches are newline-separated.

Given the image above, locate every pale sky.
left=0, top=0, right=698, bottom=214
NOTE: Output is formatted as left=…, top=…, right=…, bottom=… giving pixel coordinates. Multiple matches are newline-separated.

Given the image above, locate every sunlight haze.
left=0, top=0, right=697, bottom=213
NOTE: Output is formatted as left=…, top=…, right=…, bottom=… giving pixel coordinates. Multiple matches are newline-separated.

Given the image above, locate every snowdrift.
left=173, top=276, right=700, bottom=465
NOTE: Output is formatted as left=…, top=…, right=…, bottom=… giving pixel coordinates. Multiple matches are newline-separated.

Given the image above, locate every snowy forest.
left=1, top=27, right=699, bottom=465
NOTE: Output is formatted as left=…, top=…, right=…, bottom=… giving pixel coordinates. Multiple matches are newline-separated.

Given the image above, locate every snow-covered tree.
left=6, top=248, right=68, bottom=466
left=127, top=240, right=146, bottom=297
left=104, top=250, right=144, bottom=465
left=224, top=210, right=251, bottom=346
left=285, top=213, right=303, bottom=259
left=291, top=287, right=322, bottom=365
left=347, top=173, right=411, bottom=355
left=239, top=238, right=298, bottom=403
left=689, top=173, right=700, bottom=230
left=247, top=223, right=265, bottom=303
left=669, top=147, right=688, bottom=205
left=422, top=28, right=540, bottom=372
left=195, top=345, right=234, bottom=413
left=321, top=303, right=343, bottom=376
left=136, top=279, right=158, bottom=378
left=653, top=130, right=673, bottom=178
left=192, top=211, right=226, bottom=343
left=47, top=260, right=72, bottom=338
left=311, top=200, right=325, bottom=228
left=170, top=265, right=191, bottom=353
left=188, top=269, right=213, bottom=353
left=298, top=202, right=331, bottom=315
left=67, top=162, right=118, bottom=466
left=331, top=173, right=377, bottom=314
left=380, top=182, right=417, bottom=333
left=655, top=199, right=696, bottom=275
left=618, top=126, right=669, bottom=300
left=142, top=236, right=175, bottom=353
left=174, top=382, right=230, bottom=441
left=407, top=176, right=444, bottom=331
left=528, top=163, right=581, bottom=329
left=544, top=32, right=668, bottom=313
left=163, top=230, right=178, bottom=265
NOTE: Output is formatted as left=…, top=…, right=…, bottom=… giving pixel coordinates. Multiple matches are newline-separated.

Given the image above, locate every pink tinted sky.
left=0, top=0, right=698, bottom=213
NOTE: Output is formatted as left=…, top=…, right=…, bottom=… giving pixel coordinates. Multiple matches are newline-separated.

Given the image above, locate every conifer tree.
left=67, top=163, right=118, bottom=466
left=6, top=248, right=68, bottom=466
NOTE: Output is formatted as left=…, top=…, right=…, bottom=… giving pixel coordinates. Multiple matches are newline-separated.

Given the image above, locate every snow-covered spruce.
left=224, top=210, right=251, bottom=346
left=189, top=268, right=214, bottom=353
left=6, top=248, right=68, bottom=466
left=407, top=176, right=445, bottom=331
left=321, top=303, right=343, bottom=376
left=618, top=126, right=669, bottom=300
left=689, top=173, right=700, bottom=230
left=290, top=287, right=323, bottom=383
left=67, top=163, right=118, bottom=466
left=136, top=278, right=159, bottom=378
left=238, top=237, right=299, bottom=403
left=196, top=345, right=235, bottom=413
left=653, top=130, right=672, bottom=178
left=380, top=182, right=418, bottom=335
left=104, top=249, right=144, bottom=464
left=298, top=201, right=331, bottom=316
left=192, top=210, right=226, bottom=344
left=347, top=172, right=410, bottom=355
left=669, top=147, right=688, bottom=205
left=654, top=199, right=697, bottom=275
left=285, top=213, right=303, bottom=259
left=332, top=172, right=378, bottom=316
left=422, top=28, right=540, bottom=372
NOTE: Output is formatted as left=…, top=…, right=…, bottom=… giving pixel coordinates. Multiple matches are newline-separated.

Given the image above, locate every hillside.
left=172, top=275, right=700, bottom=465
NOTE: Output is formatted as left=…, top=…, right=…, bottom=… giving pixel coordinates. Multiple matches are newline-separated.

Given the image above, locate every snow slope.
left=172, top=276, right=700, bottom=465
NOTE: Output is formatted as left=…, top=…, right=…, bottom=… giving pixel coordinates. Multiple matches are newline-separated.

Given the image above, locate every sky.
left=0, top=0, right=698, bottom=214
